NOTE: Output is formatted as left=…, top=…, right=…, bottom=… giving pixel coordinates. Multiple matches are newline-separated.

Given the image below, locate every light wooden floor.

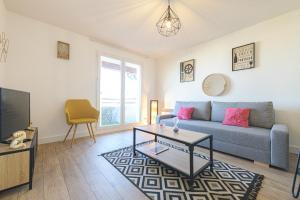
left=0, top=130, right=297, bottom=200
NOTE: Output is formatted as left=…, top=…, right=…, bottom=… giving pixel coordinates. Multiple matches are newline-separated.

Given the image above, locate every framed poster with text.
left=232, top=43, right=255, bottom=71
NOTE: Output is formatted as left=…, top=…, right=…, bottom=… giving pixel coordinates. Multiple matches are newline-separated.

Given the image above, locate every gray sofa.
left=157, top=101, right=289, bottom=170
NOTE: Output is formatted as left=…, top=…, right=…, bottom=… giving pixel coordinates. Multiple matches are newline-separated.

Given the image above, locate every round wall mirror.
left=202, top=74, right=227, bottom=96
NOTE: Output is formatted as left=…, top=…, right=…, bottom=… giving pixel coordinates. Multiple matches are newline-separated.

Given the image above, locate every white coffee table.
left=133, top=125, right=213, bottom=190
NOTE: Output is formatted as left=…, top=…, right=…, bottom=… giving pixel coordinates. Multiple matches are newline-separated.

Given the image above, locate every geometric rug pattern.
left=101, top=141, right=264, bottom=200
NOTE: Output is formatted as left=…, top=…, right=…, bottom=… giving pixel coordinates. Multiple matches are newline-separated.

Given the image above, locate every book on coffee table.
left=148, top=144, right=169, bottom=155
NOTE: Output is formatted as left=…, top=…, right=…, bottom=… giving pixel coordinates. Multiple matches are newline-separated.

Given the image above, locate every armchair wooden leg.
left=86, top=123, right=92, bottom=138
left=64, top=124, right=74, bottom=143
left=71, top=124, right=78, bottom=148
left=89, top=123, right=96, bottom=143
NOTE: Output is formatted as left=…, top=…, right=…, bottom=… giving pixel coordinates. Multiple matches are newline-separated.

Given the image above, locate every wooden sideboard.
left=0, top=128, right=38, bottom=192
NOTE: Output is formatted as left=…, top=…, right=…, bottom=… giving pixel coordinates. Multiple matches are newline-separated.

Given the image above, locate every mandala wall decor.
left=0, top=32, right=9, bottom=63
left=232, top=43, right=255, bottom=71
left=180, top=59, right=195, bottom=82
left=202, top=74, right=227, bottom=96
left=57, top=41, right=70, bottom=60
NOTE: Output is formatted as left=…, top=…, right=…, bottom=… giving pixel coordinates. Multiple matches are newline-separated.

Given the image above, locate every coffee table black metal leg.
left=210, top=135, right=213, bottom=172
left=154, top=135, right=157, bottom=142
left=189, top=145, right=194, bottom=191
left=133, top=128, right=136, bottom=156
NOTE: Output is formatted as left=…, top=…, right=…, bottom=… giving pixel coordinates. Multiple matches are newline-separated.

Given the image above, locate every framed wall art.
left=180, top=59, right=195, bottom=82
left=232, top=43, right=255, bottom=71
left=0, top=32, right=9, bottom=63
left=57, top=41, right=70, bottom=60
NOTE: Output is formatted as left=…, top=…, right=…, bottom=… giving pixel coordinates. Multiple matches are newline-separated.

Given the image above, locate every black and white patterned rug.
left=101, top=141, right=264, bottom=200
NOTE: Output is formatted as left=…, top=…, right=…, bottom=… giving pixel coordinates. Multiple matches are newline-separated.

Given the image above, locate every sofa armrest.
left=271, top=124, right=289, bottom=170
left=156, top=114, right=176, bottom=124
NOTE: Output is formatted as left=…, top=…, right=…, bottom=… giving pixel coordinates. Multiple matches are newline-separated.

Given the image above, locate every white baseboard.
left=38, top=127, right=134, bottom=144
left=39, top=131, right=90, bottom=144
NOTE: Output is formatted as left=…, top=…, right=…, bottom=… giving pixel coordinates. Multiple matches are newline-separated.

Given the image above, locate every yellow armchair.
left=64, top=99, right=99, bottom=147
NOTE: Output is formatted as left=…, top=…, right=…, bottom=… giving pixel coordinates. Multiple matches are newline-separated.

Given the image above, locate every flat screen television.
left=0, top=88, right=30, bottom=142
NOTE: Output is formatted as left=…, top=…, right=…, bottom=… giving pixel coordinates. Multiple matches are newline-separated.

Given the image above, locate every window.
left=99, top=56, right=141, bottom=127
left=99, top=57, right=121, bottom=126
left=125, top=62, right=141, bottom=124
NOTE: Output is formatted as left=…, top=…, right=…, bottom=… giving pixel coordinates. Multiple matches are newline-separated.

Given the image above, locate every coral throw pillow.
left=223, top=108, right=251, bottom=128
left=177, top=107, right=194, bottom=120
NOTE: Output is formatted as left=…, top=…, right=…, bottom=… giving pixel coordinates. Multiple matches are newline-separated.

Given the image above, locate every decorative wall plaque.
left=57, top=41, right=70, bottom=60
left=232, top=43, right=255, bottom=71
left=0, top=32, right=9, bottom=63
left=180, top=59, right=195, bottom=82
left=202, top=74, right=227, bottom=96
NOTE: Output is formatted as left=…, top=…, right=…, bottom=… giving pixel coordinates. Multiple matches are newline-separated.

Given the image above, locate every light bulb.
left=166, top=20, right=171, bottom=29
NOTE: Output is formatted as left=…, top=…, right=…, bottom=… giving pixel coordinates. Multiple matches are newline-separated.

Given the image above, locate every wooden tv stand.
left=0, top=128, right=38, bottom=192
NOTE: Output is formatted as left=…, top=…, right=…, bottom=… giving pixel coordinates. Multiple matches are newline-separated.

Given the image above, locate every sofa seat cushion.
left=160, top=118, right=271, bottom=151
left=69, top=118, right=97, bottom=124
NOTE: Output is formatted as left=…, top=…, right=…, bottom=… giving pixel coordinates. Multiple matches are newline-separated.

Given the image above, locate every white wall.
left=4, top=12, right=157, bottom=143
left=157, top=9, right=300, bottom=152
left=0, top=0, right=7, bottom=85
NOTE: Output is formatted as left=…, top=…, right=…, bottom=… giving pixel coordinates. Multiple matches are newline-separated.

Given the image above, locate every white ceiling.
left=4, top=0, right=300, bottom=58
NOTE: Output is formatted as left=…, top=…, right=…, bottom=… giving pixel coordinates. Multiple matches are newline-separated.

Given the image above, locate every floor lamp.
left=150, top=100, right=158, bottom=124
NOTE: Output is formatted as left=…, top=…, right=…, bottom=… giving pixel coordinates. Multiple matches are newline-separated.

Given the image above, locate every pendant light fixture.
left=156, top=0, right=181, bottom=37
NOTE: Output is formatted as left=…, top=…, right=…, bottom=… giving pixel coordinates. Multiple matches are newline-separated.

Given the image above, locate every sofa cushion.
left=173, top=101, right=211, bottom=121
left=160, top=118, right=271, bottom=151
left=211, top=101, right=274, bottom=129
left=223, top=108, right=250, bottom=128
left=177, top=107, right=194, bottom=120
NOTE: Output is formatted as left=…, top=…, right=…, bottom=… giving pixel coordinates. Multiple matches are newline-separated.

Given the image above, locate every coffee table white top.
left=135, top=125, right=210, bottom=145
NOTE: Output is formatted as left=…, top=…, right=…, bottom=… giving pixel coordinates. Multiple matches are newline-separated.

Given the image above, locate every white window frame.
left=97, top=54, right=142, bottom=130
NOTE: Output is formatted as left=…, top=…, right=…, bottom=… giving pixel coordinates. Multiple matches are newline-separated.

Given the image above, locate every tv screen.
left=0, top=88, right=30, bottom=141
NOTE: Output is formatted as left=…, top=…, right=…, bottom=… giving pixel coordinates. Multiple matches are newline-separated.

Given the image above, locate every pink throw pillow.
left=223, top=108, right=251, bottom=128
left=177, top=107, right=194, bottom=120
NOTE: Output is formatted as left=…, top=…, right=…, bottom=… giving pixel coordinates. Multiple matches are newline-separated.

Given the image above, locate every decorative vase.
left=173, top=117, right=179, bottom=133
